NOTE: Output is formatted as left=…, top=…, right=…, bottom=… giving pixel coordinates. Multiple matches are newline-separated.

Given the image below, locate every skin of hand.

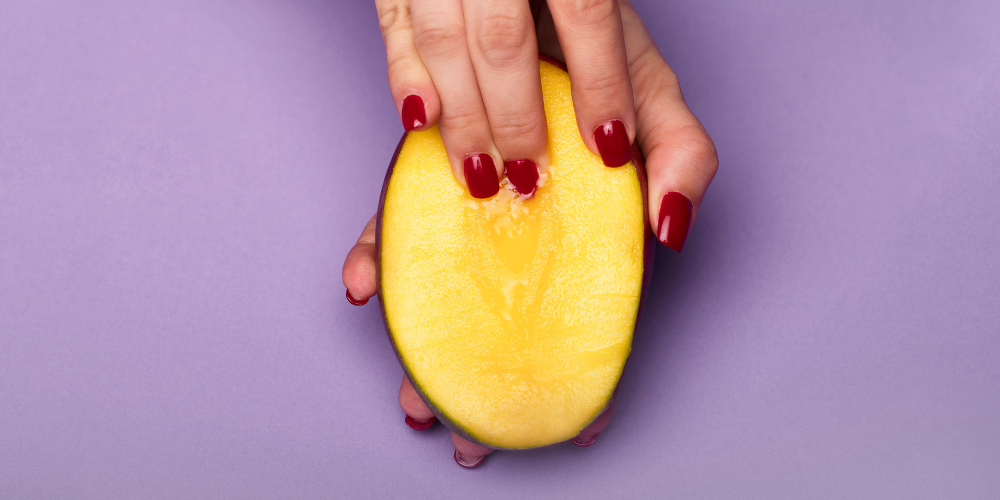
left=376, top=0, right=637, bottom=199
left=347, top=0, right=719, bottom=466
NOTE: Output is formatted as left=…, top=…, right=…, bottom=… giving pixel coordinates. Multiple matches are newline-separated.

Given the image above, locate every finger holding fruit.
left=352, top=0, right=718, bottom=468
left=375, top=0, right=638, bottom=198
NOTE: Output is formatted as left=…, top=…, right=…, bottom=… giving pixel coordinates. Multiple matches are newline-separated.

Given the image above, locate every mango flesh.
left=377, top=60, right=649, bottom=449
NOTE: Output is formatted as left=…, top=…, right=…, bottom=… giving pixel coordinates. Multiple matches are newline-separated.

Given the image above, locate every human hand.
left=347, top=0, right=718, bottom=467
left=375, top=0, right=639, bottom=199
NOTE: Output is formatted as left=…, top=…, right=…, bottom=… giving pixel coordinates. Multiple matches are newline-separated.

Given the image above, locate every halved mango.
left=376, top=59, right=653, bottom=449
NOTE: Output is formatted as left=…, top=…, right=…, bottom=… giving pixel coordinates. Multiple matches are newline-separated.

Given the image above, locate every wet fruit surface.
left=379, top=61, right=647, bottom=449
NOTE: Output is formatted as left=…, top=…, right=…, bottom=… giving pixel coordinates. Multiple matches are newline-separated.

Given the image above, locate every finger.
left=411, top=0, right=504, bottom=199
left=465, top=0, right=548, bottom=195
left=620, top=0, right=718, bottom=252
left=571, top=398, right=615, bottom=447
left=451, top=432, right=495, bottom=468
left=375, top=0, right=440, bottom=132
left=399, top=376, right=437, bottom=429
left=546, top=0, right=636, bottom=167
left=342, top=215, right=378, bottom=304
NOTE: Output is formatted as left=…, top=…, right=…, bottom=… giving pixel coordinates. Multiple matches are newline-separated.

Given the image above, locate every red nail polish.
left=463, top=154, right=500, bottom=199
left=657, top=192, right=693, bottom=252
left=405, top=415, right=436, bottom=431
left=346, top=288, right=369, bottom=306
left=401, top=95, right=426, bottom=132
left=593, top=120, right=631, bottom=167
left=454, top=449, right=485, bottom=468
left=571, top=433, right=599, bottom=447
left=504, top=159, right=538, bottom=195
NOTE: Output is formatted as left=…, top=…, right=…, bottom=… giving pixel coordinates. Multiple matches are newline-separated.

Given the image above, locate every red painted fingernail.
left=401, top=95, right=426, bottom=132
left=405, top=415, right=436, bottom=431
left=571, top=433, right=599, bottom=447
left=346, top=288, right=369, bottom=306
left=463, top=154, right=500, bottom=199
left=657, top=192, right=693, bottom=252
left=454, top=449, right=485, bottom=468
left=504, top=159, right=538, bottom=195
left=593, top=120, right=631, bottom=167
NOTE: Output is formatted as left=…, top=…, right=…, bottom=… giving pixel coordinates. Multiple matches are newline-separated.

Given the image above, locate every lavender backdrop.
left=2, top=0, right=998, bottom=498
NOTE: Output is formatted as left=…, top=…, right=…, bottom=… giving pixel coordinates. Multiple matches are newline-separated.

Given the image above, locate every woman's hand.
left=347, top=0, right=719, bottom=466
left=375, top=0, right=637, bottom=198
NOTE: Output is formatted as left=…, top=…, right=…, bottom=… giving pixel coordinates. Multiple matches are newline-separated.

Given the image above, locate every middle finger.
left=465, top=0, right=548, bottom=195
left=412, top=0, right=504, bottom=199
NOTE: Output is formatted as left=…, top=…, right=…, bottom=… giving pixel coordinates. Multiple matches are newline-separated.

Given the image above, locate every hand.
left=348, top=0, right=719, bottom=466
left=375, top=0, right=638, bottom=199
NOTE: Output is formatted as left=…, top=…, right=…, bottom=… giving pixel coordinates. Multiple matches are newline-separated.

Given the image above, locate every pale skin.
left=346, top=0, right=719, bottom=464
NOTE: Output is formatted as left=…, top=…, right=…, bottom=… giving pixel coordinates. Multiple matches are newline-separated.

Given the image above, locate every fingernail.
left=593, top=120, right=631, bottom=167
left=401, top=95, right=426, bottom=132
left=657, top=192, right=693, bottom=252
left=504, top=159, right=539, bottom=195
left=405, top=415, right=436, bottom=431
left=346, top=288, right=369, bottom=306
left=463, top=154, right=500, bottom=199
left=454, top=449, right=485, bottom=468
left=571, top=433, right=599, bottom=447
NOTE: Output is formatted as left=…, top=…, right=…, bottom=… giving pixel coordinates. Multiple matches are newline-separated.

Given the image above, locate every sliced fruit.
left=377, top=59, right=652, bottom=449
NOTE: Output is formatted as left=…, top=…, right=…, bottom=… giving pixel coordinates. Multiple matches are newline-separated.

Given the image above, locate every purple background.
left=2, top=0, right=998, bottom=498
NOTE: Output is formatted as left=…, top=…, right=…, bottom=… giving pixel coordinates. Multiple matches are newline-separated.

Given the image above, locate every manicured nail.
left=571, top=433, right=599, bottom=447
left=657, top=192, right=693, bottom=252
left=593, top=120, right=631, bottom=167
left=401, top=95, right=426, bottom=132
left=504, top=159, right=538, bottom=195
left=405, top=415, right=436, bottom=431
left=346, top=288, right=369, bottom=306
left=463, top=154, right=500, bottom=199
left=454, top=449, right=485, bottom=468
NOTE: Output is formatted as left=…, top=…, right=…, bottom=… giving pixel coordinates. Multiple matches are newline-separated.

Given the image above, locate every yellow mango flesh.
left=379, top=61, right=646, bottom=449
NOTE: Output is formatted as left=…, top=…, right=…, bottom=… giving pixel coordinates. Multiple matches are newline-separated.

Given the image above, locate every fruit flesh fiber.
left=379, top=61, right=645, bottom=449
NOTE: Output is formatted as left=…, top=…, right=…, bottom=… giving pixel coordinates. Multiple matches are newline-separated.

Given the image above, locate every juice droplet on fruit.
left=498, top=268, right=528, bottom=323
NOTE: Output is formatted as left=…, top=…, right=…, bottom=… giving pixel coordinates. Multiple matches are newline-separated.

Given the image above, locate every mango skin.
left=374, top=58, right=656, bottom=450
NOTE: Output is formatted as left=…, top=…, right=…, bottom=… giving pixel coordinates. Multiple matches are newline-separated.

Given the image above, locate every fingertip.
left=573, top=398, right=617, bottom=446
left=342, top=242, right=378, bottom=300
left=405, top=414, right=436, bottom=431
left=656, top=191, right=693, bottom=253
left=643, top=128, right=718, bottom=253
left=346, top=288, right=369, bottom=306
left=503, top=158, right=539, bottom=196
left=594, top=119, right=632, bottom=167
left=451, top=432, right=494, bottom=468
left=399, top=376, right=435, bottom=422
left=463, top=153, right=501, bottom=199
left=401, top=94, right=427, bottom=132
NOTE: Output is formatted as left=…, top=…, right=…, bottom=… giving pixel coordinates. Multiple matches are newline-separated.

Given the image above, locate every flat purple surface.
left=2, top=1, right=998, bottom=498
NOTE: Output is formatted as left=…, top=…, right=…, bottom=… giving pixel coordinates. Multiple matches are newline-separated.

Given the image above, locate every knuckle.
left=414, top=15, right=466, bottom=58
left=677, top=129, right=719, bottom=175
left=440, top=105, right=485, bottom=136
left=476, top=9, right=531, bottom=66
left=576, top=70, right=632, bottom=108
left=385, top=48, right=413, bottom=82
left=552, top=0, right=617, bottom=27
left=629, top=50, right=683, bottom=123
left=377, top=1, right=410, bottom=40
left=491, top=112, right=545, bottom=144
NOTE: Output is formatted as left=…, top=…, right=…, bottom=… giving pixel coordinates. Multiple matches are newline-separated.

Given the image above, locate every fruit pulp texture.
left=380, top=61, right=645, bottom=449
